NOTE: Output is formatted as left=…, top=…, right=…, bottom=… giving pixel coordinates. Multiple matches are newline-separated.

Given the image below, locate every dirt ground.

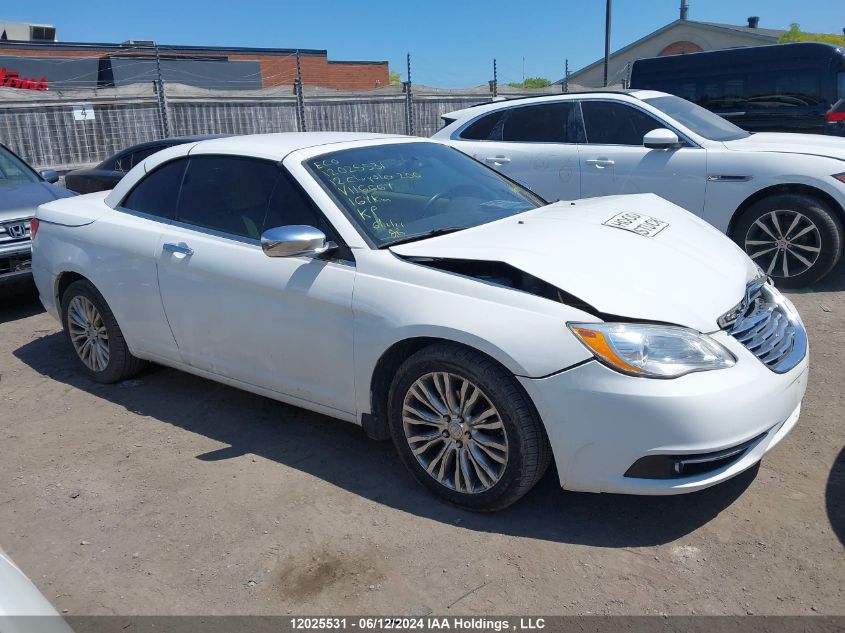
left=0, top=269, right=843, bottom=617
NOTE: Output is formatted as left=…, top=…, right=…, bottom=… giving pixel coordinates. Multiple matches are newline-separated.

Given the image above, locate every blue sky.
left=4, top=1, right=841, bottom=87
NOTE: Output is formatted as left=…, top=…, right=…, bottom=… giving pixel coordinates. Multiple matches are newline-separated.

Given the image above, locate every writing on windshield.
left=311, top=157, right=417, bottom=238
left=306, top=142, right=543, bottom=247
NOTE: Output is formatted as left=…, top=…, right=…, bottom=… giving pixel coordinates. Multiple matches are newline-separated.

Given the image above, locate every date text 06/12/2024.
left=289, top=617, right=547, bottom=631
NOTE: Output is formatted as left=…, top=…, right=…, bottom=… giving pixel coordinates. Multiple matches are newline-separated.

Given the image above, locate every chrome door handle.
left=585, top=158, right=615, bottom=168
left=485, top=156, right=511, bottom=164
left=162, top=242, right=194, bottom=256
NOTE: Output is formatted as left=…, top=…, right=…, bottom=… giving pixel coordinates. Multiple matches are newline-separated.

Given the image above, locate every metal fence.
left=0, top=81, right=569, bottom=171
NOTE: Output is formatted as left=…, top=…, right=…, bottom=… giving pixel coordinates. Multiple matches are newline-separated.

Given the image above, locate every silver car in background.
left=0, top=143, right=75, bottom=286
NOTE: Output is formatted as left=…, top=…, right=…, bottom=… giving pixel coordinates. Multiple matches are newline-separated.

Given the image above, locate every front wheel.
left=388, top=343, right=551, bottom=511
left=731, top=193, right=843, bottom=288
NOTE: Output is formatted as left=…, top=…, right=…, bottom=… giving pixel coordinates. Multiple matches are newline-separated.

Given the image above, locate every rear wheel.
left=731, top=193, right=843, bottom=288
left=388, top=343, right=551, bottom=511
left=61, top=279, right=145, bottom=383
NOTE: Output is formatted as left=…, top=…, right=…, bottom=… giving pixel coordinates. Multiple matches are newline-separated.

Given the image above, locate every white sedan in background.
left=434, top=90, right=845, bottom=287
left=32, top=133, right=807, bottom=510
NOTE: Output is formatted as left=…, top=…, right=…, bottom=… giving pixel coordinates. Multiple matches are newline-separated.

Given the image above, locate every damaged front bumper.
left=518, top=331, right=808, bottom=495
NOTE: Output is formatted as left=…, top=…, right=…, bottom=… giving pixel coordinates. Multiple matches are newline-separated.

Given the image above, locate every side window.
left=459, top=111, right=505, bottom=141
left=130, top=146, right=165, bottom=169
left=265, top=171, right=340, bottom=242
left=176, top=156, right=280, bottom=240
left=113, top=150, right=133, bottom=173
left=502, top=102, right=581, bottom=143
left=837, top=72, right=845, bottom=101
left=121, top=158, right=188, bottom=220
left=581, top=101, right=663, bottom=145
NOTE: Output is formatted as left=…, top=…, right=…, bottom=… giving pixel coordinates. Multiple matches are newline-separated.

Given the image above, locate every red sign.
left=0, top=67, right=48, bottom=91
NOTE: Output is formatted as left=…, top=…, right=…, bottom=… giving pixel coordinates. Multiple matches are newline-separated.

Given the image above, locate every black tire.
left=60, top=279, right=145, bottom=383
left=731, top=193, right=843, bottom=288
left=387, top=343, right=551, bottom=511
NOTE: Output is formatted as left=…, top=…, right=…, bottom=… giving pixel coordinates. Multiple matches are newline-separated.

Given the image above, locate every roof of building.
left=695, top=21, right=786, bottom=39
left=563, top=19, right=785, bottom=83
left=0, top=38, right=388, bottom=64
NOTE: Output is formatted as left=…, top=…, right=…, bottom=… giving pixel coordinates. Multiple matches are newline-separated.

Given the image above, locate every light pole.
left=603, top=0, right=612, bottom=87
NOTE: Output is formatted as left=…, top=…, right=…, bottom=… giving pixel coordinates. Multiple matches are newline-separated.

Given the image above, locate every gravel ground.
left=0, top=270, right=842, bottom=616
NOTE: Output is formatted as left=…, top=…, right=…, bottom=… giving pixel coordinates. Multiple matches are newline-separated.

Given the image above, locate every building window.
left=658, top=41, right=704, bottom=56
left=29, top=26, right=56, bottom=41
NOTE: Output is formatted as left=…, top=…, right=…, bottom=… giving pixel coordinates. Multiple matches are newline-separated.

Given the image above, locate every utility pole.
left=492, top=58, right=498, bottom=98
left=522, top=56, right=525, bottom=84
left=403, top=53, right=414, bottom=136
left=603, top=0, right=612, bottom=87
left=153, top=42, right=170, bottom=138
left=563, top=58, right=569, bottom=93
left=295, top=50, right=306, bottom=132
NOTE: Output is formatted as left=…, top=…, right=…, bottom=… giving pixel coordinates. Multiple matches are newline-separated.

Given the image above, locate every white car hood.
left=390, top=194, right=757, bottom=332
left=723, top=132, right=845, bottom=162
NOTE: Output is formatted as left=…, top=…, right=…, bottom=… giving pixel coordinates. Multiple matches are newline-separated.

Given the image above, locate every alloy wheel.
left=402, top=372, right=508, bottom=494
left=744, top=209, right=821, bottom=278
left=67, top=295, right=110, bottom=372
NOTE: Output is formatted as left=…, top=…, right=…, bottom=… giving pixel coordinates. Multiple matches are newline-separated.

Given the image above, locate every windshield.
left=0, top=145, right=40, bottom=187
left=306, top=142, right=544, bottom=247
left=644, top=95, right=750, bottom=141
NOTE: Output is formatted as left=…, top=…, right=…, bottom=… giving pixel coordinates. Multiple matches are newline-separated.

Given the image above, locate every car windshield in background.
left=0, top=146, right=40, bottom=187
left=644, top=95, right=751, bottom=141
left=306, top=142, right=544, bottom=247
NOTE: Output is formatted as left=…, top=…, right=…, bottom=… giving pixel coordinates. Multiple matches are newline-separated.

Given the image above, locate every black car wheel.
left=388, top=343, right=551, bottom=511
left=61, top=279, right=145, bottom=383
left=732, top=193, right=843, bottom=288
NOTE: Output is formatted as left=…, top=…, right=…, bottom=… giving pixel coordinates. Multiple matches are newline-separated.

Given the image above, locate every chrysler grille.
left=725, top=280, right=807, bottom=374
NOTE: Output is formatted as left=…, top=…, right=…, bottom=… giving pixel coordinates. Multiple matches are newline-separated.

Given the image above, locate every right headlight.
left=568, top=322, right=736, bottom=379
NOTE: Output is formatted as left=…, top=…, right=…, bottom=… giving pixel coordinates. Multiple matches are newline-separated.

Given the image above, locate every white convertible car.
left=434, top=90, right=845, bottom=288
left=32, top=133, right=808, bottom=510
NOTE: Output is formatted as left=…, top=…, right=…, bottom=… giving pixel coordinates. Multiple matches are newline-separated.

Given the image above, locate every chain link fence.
left=0, top=58, right=596, bottom=171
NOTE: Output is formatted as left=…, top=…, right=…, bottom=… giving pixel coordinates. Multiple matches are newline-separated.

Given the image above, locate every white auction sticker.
left=603, top=211, right=669, bottom=237
left=72, top=105, right=95, bottom=121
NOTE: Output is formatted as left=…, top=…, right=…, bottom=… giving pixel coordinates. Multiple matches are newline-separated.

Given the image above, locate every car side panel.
left=445, top=139, right=581, bottom=202
left=351, top=250, right=595, bottom=418
left=703, top=149, right=845, bottom=233
left=32, top=203, right=180, bottom=363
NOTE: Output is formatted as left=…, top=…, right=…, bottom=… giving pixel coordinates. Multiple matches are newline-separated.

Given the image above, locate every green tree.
left=507, top=77, right=551, bottom=89
left=778, top=23, right=845, bottom=46
left=389, top=70, right=402, bottom=85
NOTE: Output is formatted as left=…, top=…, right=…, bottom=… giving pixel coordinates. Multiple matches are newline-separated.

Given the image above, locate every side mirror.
left=643, top=128, right=681, bottom=150
left=40, top=169, right=60, bottom=183
left=261, top=225, right=336, bottom=258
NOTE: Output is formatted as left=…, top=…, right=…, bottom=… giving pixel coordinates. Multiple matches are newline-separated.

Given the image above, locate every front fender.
left=704, top=153, right=845, bottom=233
left=351, top=251, right=595, bottom=416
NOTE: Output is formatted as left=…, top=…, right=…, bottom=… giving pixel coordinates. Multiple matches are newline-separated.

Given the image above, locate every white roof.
left=441, top=90, right=662, bottom=122
left=187, top=131, right=404, bottom=161
left=104, top=132, right=416, bottom=208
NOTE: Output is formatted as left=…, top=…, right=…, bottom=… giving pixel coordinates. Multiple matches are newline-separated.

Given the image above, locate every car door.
left=578, top=99, right=707, bottom=215
left=101, top=158, right=188, bottom=363
left=155, top=155, right=357, bottom=415
left=450, top=101, right=582, bottom=202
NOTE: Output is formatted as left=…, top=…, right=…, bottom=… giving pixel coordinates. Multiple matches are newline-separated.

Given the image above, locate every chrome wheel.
left=745, top=210, right=821, bottom=278
left=67, top=295, right=110, bottom=372
left=402, top=372, right=508, bottom=494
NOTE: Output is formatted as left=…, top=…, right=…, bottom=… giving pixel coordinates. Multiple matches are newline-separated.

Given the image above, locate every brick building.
left=0, top=27, right=389, bottom=91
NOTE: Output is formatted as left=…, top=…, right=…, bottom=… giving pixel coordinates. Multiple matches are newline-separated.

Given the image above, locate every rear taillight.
left=29, top=218, right=40, bottom=238
left=827, top=112, right=845, bottom=122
